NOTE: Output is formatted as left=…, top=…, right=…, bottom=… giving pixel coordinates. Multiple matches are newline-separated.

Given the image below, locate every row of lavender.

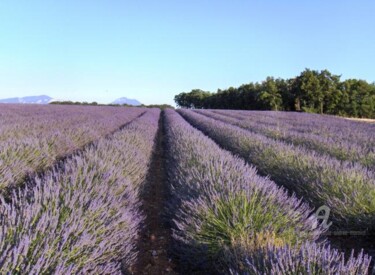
left=207, top=110, right=375, bottom=169
left=226, top=110, right=375, bottom=150
left=0, top=105, right=145, bottom=193
left=164, top=109, right=370, bottom=274
left=0, top=109, right=160, bottom=273
left=179, top=110, right=375, bottom=232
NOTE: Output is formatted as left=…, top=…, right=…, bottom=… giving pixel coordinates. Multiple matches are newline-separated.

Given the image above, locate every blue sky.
left=0, top=1, right=374, bottom=105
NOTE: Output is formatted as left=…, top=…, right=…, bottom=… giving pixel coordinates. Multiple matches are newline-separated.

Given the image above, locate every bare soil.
left=343, top=117, right=375, bottom=123
left=130, top=112, right=178, bottom=275
left=328, top=235, right=375, bottom=272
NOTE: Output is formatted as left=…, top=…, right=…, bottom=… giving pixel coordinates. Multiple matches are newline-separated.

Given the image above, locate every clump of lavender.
left=164, top=109, right=323, bottom=272
left=179, top=109, right=375, bottom=231
left=0, top=109, right=160, bottom=273
left=230, top=242, right=371, bottom=274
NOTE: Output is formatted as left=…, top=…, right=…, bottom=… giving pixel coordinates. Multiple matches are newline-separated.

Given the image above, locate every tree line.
left=174, top=69, right=375, bottom=118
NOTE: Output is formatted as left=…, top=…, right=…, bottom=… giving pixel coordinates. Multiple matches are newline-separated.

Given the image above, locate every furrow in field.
left=132, top=111, right=177, bottom=274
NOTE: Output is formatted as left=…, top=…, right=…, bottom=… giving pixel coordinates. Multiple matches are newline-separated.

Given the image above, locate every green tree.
left=318, top=69, right=341, bottom=114
left=259, top=77, right=283, bottom=111
left=174, top=89, right=211, bottom=108
left=173, top=69, right=374, bottom=118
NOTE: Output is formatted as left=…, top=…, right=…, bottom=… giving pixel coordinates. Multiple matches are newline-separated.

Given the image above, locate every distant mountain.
left=0, top=95, right=53, bottom=104
left=111, top=97, right=142, bottom=106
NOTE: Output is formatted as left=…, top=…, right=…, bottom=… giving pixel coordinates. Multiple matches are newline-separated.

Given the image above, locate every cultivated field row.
left=0, top=105, right=146, bottom=193
left=0, top=105, right=373, bottom=274
left=208, top=109, right=375, bottom=168
left=179, top=109, right=375, bottom=232
left=0, top=107, right=160, bottom=273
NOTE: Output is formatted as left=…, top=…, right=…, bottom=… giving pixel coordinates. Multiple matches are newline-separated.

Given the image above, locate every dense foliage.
left=174, top=69, right=375, bottom=118
left=178, top=109, right=375, bottom=231
left=165, top=109, right=370, bottom=274
left=165, top=109, right=321, bottom=272
left=0, top=109, right=160, bottom=273
left=231, top=242, right=371, bottom=274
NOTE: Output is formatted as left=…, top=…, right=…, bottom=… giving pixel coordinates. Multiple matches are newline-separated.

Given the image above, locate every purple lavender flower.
left=164, top=109, right=324, bottom=272
left=0, top=109, right=160, bottom=273
left=178, top=109, right=375, bottom=231
left=0, top=104, right=147, bottom=192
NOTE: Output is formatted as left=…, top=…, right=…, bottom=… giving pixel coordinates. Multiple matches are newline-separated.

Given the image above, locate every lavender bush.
left=0, top=109, right=160, bottom=274
left=164, top=109, right=323, bottom=273
left=0, top=104, right=145, bottom=192
left=178, top=109, right=375, bottom=231
left=230, top=242, right=371, bottom=274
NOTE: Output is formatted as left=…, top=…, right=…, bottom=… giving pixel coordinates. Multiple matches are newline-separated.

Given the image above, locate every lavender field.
left=0, top=105, right=373, bottom=274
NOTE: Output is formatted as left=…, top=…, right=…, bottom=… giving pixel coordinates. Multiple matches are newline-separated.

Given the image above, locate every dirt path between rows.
left=328, top=235, right=375, bottom=272
left=130, top=112, right=178, bottom=275
left=343, top=117, right=375, bottom=123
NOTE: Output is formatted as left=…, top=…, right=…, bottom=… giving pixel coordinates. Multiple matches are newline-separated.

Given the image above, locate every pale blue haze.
left=0, top=1, right=374, bottom=105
